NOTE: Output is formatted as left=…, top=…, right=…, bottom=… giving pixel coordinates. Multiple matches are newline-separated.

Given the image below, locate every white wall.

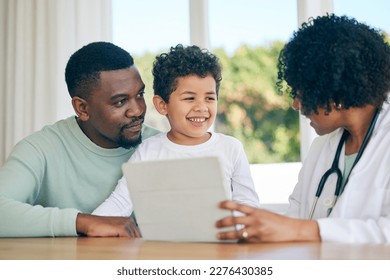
left=251, top=162, right=302, bottom=213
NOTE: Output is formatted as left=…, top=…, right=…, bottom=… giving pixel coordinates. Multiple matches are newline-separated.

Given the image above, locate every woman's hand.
left=215, top=200, right=321, bottom=243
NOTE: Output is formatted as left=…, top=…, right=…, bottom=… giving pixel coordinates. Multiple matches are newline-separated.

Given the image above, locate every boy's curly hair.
left=152, top=44, right=222, bottom=102
left=277, top=14, right=390, bottom=115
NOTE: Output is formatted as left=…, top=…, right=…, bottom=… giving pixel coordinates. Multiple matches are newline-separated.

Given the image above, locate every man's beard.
left=117, top=116, right=144, bottom=149
left=117, top=133, right=142, bottom=149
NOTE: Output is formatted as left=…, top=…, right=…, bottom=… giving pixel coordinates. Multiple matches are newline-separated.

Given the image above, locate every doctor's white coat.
left=286, top=100, right=390, bottom=243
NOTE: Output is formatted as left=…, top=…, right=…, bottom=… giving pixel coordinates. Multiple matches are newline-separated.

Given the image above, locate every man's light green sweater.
left=0, top=116, right=159, bottom=237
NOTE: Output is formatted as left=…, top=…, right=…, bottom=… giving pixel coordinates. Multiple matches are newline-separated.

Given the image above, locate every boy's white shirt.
left=93, top=132, right=260, bottom=216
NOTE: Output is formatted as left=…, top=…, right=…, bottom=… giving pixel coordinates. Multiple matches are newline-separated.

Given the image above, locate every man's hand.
left=76, top=213, right=141, bottom=237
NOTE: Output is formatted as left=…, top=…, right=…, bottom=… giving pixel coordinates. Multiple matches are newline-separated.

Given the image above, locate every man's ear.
left=72, top=96, right=90, bottom=121
left=153, top=95, right=168, bottom=116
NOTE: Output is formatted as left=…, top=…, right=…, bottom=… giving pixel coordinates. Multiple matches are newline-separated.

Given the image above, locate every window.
left=209, top=0, right=297, bottom=54
left=113, top=0, right=190, bottom=130
left=334, top=0, right=390, bottom=34
left=113, top=0, right=390, bottom=209
left=113, top=0, right=190, bottom=56
left=112, top=0, right=301, bottom=208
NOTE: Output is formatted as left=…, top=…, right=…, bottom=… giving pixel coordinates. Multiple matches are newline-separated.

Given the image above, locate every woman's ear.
left=72, top=96, right=90, bottom=121
left=153, top=95, right=168, bottom=116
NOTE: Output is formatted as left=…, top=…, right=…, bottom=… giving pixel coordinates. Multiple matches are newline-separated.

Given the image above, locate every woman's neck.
left=343, top=106, right=377, bottom=155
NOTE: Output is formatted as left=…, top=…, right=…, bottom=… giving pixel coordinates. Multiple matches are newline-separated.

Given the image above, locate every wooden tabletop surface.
left=1, top=237, right=389, bottom=260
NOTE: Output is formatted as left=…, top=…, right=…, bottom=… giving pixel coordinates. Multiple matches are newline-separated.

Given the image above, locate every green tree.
left=214, top=43, right=300, bottom=163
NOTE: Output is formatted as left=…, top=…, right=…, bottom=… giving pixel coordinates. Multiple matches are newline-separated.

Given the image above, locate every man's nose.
left=126, top=99, right=145, bottom=117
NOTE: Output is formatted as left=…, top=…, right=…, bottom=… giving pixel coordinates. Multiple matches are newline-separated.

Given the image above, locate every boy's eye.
left=183, top=97, right=194, bottom=101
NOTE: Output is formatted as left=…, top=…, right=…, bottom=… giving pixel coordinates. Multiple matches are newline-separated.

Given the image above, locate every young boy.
left=93, top=44, right=260, bottom=216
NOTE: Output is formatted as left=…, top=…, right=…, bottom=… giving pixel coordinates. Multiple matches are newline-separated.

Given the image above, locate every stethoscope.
left=308, top=109, right=380, bottom=219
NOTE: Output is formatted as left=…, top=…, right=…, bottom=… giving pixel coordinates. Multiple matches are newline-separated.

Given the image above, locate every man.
left=0, top=42, right=160, bottom=237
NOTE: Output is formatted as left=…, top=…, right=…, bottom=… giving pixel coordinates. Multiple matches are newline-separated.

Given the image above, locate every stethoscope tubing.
left=309, top=109, right=380, bottom=219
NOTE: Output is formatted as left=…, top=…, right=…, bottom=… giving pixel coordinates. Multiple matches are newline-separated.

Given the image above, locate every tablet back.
left=122, top=156, right=235, bottom=242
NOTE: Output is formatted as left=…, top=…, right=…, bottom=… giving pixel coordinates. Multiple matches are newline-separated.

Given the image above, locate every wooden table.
left=0, top=237, right=389, bottom=260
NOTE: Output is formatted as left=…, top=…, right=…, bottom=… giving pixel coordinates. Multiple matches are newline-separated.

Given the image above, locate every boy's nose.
left=194, top=102, right=208, bottom=112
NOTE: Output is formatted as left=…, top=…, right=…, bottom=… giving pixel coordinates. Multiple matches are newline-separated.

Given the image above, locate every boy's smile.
left=188, top=117, right=208, bottom=127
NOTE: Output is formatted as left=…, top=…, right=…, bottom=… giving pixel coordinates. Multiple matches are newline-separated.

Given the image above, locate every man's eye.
left=137, top=92, right=145, bottom=98
left=115, top=98, right=127, bottom=106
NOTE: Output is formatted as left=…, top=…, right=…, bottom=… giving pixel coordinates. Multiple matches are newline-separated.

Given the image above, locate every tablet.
left=122, top=156, right=236, bottom=242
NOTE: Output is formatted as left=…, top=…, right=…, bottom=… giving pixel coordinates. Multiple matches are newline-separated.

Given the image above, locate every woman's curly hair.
left=152, top=44, right=222, bottom=102
left=277, top=14, right=390, bottom=115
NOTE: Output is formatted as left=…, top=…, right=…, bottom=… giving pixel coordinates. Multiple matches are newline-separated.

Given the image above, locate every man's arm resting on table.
left=76, top=213, right=141, bottom=237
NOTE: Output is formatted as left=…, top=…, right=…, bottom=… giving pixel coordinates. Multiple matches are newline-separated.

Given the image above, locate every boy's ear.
left=72, top=96, right=90, bottom=121
left=153, top=95, right=168, bottom=116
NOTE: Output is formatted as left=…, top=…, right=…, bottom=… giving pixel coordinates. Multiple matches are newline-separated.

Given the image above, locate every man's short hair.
left=65, top=41, right=134, bottom=99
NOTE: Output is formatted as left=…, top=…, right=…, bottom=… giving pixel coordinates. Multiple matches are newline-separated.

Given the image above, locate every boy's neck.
left=167, top=131, right=212, bottom=145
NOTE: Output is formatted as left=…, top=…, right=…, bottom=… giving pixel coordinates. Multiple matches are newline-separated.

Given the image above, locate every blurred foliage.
left=384, top=32, right=390, bottom=44
left=213, top=43, right=300, bottom=163
left=134, top=42, right=300, bottom=164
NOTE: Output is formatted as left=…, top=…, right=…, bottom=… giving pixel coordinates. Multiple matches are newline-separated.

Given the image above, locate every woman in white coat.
left=216, top=14, right=390, bottom=243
